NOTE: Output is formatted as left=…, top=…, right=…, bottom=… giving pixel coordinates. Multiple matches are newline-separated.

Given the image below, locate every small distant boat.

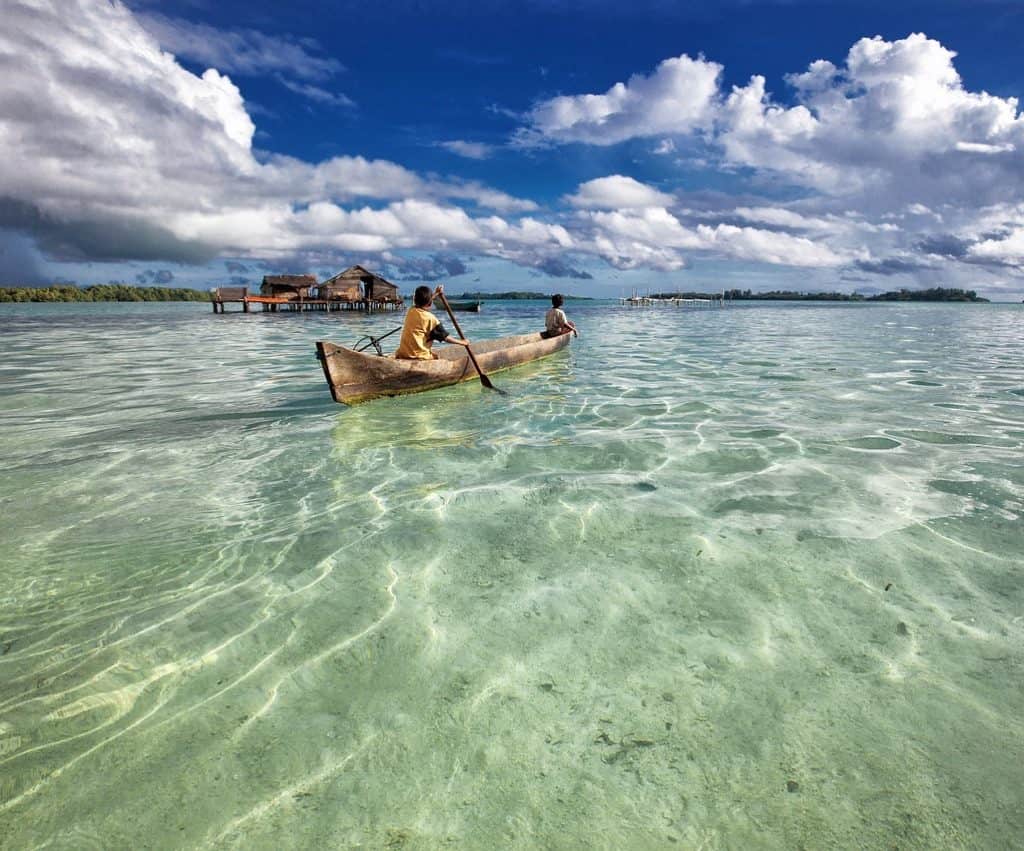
left=315, top=332, right=571, bottom=404
left=447, top=300, right=483, bottom=312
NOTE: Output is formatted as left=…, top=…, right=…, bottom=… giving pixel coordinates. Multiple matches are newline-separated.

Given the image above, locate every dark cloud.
left=225, top=260, right=249, bottom=273
left=136, top=269, right=175, bottom=284
left=979, top=229, right=1012, bottom=242
left=853, top=257, right=932, bottom=276
left=838, top=272, right=871, bottom=284
left=674, top=188, right=802, bottom=217
left=0, top=198, right=219, bottom=265
left=538, top=257, right=593, bottom=279
left=255, top=256, right=320, bottom=275
left=961, top=253, right=1023, bottom=270
left=0, top=229, right=48, bottom=285
left=915, top=234, right=971, bottom=258
left=388, top=254, right=470, bottom=282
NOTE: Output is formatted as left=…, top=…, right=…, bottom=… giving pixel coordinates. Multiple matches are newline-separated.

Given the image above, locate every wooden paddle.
left=434, top=287, right=505, bottom=394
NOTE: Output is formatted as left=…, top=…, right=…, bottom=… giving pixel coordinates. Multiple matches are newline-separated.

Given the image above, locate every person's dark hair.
left=414, top=286, right=433, bottom=307
left=551, top=293, right=564, bottom=308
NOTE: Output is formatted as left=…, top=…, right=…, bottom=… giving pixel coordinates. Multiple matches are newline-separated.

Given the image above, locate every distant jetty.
left=621, top=292, right=725, bottom=307
left=453, top=291, right=594, bottom=300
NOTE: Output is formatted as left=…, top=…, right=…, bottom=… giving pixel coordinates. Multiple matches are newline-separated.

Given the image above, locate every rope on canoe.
left=314, top=328, right=403, bottom=360
left=317, top=327, right=402, bottom=362
left=312, top=326, right=406, bottom=359
left=352, top=326, right=402, bottom=356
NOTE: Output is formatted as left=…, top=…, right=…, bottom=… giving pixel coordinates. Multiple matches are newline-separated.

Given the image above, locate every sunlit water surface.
left=1, top=299, right=1022, bottom=849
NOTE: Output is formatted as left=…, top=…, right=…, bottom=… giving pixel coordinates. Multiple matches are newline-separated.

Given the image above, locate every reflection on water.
left=1, top=300, right=1023, bottom=848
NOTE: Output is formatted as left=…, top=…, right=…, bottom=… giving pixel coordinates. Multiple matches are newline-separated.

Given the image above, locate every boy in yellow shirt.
left=395, top=285, right=471, bottom=359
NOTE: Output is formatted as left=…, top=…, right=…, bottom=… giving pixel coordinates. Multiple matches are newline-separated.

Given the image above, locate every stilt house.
left=320, top=266, right=401, bottom=304
left=260, top=274, right=317, bottom=300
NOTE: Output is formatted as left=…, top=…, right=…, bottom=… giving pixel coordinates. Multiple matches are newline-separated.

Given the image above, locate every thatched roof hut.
left=320, top=266, right=401, bottom=302
left=261, top=274, right=317, bottom=300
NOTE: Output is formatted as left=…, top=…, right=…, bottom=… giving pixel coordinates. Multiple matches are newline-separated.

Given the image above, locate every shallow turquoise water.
left=1, top=299, right=1022, bottom=848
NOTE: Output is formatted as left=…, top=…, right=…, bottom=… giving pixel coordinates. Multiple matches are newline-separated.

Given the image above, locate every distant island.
left=864, top=287, right=989, bottom=302
left=0, top=284, right=211, bottom=302
left=717, top=287, right=989, bottom=303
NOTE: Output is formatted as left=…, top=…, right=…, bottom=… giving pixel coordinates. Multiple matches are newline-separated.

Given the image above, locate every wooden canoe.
left=447, top=300, right=483, bottom=312
left=315, top=331, right=571, bottom=404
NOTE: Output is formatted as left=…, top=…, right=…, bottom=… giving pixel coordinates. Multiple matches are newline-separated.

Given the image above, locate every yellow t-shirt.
left=395, top=306, right=441, bottom=359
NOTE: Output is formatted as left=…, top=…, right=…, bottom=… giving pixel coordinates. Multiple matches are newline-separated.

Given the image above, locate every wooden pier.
left=211, top=287, right=251, bottom=313
left=211, top=287, right=403, bottom=314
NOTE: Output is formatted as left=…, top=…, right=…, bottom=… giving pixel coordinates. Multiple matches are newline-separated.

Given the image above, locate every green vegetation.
left=724, top=289, right=864, bottom=301
left=865, top=287, right=988, bottom=302
left=723, top=287, right=988, bottom=302
left=0, top=284, right=212, bottom=302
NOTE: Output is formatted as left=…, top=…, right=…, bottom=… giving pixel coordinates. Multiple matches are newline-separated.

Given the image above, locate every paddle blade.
left=479, top=373, right=506, bottom=394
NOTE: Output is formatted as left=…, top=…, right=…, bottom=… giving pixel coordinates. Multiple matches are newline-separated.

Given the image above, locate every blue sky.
left=3, top=0, right=1024, bottom=298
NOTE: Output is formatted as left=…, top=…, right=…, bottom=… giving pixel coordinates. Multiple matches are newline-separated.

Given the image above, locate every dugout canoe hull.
left=315, top=331, right=572, bottom=404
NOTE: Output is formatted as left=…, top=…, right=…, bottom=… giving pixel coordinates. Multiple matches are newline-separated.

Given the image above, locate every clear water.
left=1, top=299, right=1022, bottom=849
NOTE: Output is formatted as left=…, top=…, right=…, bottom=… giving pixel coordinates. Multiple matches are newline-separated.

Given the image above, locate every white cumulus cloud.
left=968, top=229, right=1024, bottom=265
left=522, top=35, right=1024, bottom=212
left=567, top=176, right=675, bottom=209
left=517, top=53, right=722, bottom=146
left=578, top=207, right=847, bottom=269
left=717, top=33, right=1024, bottom=206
